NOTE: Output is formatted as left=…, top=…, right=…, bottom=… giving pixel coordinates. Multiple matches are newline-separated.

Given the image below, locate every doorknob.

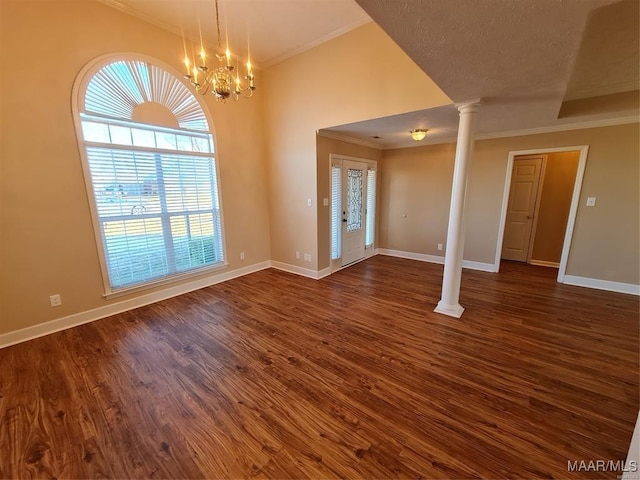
left=526, top=215, right=532, bottom=219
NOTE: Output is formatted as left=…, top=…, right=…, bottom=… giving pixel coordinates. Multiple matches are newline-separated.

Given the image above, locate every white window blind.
left=365, top=169, right=376, bottom=247
left=331, top=166, right=342, bottom=260
left=77, top=59, right=225, bottom=292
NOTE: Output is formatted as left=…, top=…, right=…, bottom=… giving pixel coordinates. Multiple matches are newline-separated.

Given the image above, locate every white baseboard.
left=379, top=249, right=639, bottom=295
left=0, top=261, right=272, bottom=349
left=317, top=267, right=332, bottom=279
left=270, top=261, right=323, bottom=280
left=0, top=258, right=356, bottom=349
left=273, top=254, right=379, bottom=280
left=377, top=248, right=495, bottom=272
left=378, top=248, right=445, bottom=264
left=328, top=253, right=377, bottom=276
left=530, top=259, right=560, bottom=268
left=563, top=275, right=640, bottom=296
left=462, top=260, right=496, bottom=273
left=6, top=256, right=635, bottom=349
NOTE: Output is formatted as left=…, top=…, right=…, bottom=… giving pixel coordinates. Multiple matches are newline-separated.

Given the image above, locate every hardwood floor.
left=1, top=256, right=638, bottom=479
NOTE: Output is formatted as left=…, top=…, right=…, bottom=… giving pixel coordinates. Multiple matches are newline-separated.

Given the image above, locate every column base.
left=434, top=301, right=465, bottom=318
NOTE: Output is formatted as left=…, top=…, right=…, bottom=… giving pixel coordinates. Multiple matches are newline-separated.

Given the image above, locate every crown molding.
left=97, top=0, right=371, bottom=70
left=96, top=0, right=266, bottom=69
left=262, top=18, right=372, bottom=69
left=383, top=115, right=639, bottom=150
left=474, top=115, right=639, bottom=141
left=97, top=0, right=187, bottom=43
left=317, top=130, right=383, bottom=150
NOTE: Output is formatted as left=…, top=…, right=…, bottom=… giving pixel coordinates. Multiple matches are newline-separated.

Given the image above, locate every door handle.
left=342, top=218, right=347, bottom=222
left=526, top=215, right=532, bottom=219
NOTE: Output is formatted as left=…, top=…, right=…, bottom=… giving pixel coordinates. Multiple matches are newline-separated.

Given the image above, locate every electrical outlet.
left=296, top=251, right=301, bottom=259
left=304, top=253, right=312, bottom=262
left=586, top=196, right=596, bottom=207
left=437, top=243, right=443, bottom=251
left=50, top=294, right=62, bottom=307
left=240, top=252, right=245, bottom=260
left=323, top=198, right=329, bottom=207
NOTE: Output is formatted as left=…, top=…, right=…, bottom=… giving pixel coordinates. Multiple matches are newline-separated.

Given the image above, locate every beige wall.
left=379, top=143, right=457, bottom=255
left=262, top=22, right=451, bottom=270
left=530, top=151, right=580, bottom=264
left=316, top=136, right=382, bottom=269
left=380, top=123, right=639, bottom=285
left=0, top=1, right=271, bottom=334
left=1, top=2, right=637, bottom=340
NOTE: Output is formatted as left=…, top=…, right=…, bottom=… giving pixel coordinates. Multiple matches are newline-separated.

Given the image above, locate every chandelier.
left=184, top=0, right=255, bottom=102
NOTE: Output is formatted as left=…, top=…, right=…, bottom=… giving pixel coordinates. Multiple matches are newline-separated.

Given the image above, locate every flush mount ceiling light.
left=410, top=129, right=428, bottom=141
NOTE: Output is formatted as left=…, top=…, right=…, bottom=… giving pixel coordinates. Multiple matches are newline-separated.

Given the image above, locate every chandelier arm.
left=196, top=82, right=210, bottom=95
left=185, top=0, right=255, bottom=102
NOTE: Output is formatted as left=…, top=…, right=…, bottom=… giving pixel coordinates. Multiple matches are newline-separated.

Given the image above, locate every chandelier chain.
left=215, top=0, right=222, bottom=49
left=183, top=0, right=255, bottom=102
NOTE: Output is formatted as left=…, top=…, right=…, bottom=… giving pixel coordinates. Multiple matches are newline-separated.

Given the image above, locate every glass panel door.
left=341, top=161, right=366, bottom=266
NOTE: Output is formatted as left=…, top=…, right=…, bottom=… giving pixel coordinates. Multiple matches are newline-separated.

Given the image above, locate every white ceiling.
left=98, top=0, right=371, bottom=68
left=100, top=0, right=639, bottom=149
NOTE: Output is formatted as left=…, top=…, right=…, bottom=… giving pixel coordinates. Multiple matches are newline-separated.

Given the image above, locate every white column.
left=435, top=101, right=481, bottom=318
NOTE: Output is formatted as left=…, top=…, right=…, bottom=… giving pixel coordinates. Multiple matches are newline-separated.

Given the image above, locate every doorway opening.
left=330, top=154, right=377, bottom=271
left=495, top=146, right=589, bottom=282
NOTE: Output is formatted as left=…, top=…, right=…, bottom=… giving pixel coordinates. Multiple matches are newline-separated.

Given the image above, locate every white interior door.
left=341, top=160, right=366, bottom=266
left=502, top=156, right=543, bottom=262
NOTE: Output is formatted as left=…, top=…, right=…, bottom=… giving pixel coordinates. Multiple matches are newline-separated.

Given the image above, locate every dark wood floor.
left=1, top=256, right=638, bottom=479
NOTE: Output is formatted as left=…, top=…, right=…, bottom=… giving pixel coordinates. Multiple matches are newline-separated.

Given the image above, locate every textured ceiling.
left=563, top=0, right=640, bottom=101
left=356, top=0, right=597, bottom=103
left=326, top=0, right=639, bottom=148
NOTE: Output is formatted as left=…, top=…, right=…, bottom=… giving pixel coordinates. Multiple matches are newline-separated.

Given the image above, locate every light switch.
left=586, top=197, right=596, bottom=207
left=307, top=198, right=312, bottom=207
left=323, top=198, right=329, bottom=207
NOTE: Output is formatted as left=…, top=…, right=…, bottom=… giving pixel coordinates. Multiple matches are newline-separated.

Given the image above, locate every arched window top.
left=73, top=55, right=225, bottom=295
left=83, top=60, right=209, bottom=132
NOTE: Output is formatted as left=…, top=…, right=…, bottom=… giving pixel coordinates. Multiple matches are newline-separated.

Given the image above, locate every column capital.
left=455, top=99, right=482, bottom=114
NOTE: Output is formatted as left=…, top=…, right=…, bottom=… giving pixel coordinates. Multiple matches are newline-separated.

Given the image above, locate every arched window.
left=73, top=56, right=225, bottom=295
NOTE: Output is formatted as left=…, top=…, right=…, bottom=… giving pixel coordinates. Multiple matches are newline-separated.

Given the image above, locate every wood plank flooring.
left=1, top=256, right=638, bottom=479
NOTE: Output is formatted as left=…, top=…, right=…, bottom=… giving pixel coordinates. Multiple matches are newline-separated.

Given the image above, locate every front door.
left=341, top=160, right=366, bottom=266
left=502, top=156, right=544, bottom=262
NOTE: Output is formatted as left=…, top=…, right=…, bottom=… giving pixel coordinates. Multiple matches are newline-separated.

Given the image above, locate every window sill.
left=103, top=262, right=229, bottom=300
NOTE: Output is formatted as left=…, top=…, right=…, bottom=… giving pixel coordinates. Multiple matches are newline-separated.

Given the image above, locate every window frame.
left=365, top=167, right=376, bottom=248
left=72, top=53, right=228, bottom=298
left=330, top=165, right=342, bottom=260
